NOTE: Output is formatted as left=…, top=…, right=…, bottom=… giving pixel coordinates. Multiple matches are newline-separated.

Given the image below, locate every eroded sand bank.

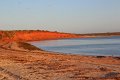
left=0, top=42, right=120, bottom=80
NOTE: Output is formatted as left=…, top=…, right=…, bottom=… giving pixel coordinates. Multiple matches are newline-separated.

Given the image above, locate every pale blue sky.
left=0, top=0, right=120, bottom=33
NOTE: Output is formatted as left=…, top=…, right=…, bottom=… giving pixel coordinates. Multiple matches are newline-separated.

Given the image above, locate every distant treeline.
left=0, top=30, right=58, bottom=33
left=78, top=32, right=120, bottom=36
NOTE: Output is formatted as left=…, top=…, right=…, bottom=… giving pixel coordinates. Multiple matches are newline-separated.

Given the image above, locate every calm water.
left=30, top=36, right=120, bottom=56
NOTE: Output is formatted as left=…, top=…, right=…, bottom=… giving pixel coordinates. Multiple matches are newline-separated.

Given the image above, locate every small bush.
left=96, top=56, right=106, bottom=58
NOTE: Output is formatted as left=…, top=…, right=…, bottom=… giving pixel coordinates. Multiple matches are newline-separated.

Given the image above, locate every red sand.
left=0, top=31, right=120, bottom=80
left=0, top=30, right=87, bottom=42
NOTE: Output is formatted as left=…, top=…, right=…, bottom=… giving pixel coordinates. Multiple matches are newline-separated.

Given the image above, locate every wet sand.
left=0, top=42, right=120, bottom=80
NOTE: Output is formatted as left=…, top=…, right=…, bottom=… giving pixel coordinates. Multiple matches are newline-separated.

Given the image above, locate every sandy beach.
left=0, top=42, right=120, bottom=80
left=0, top=0, right=120, bottom=79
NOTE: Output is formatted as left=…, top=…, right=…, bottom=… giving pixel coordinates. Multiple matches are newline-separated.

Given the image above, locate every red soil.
left=0, top=30, right=83, bottom=42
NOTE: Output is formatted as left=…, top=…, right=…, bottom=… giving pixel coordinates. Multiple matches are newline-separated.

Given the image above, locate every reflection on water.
left=30, top=36, right=120, bottom=56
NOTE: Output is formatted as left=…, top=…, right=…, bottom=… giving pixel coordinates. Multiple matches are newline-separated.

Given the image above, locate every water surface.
left=30, top=36, right=120, bottom=56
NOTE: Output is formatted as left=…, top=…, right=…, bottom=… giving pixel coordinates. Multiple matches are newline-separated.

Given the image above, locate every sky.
left=0, top=0, right=120, bottom=33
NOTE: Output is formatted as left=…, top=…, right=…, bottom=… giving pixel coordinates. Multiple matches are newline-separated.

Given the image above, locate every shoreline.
left=29, top=36, right=120, bottom=57
left=0, top=40, right=120, bottom=80
left=1, top=30, right=120, bottom=42
left=0, top=30, right=120, bottom=80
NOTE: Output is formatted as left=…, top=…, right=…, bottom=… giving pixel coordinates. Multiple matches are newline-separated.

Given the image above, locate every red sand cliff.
left=0, top=30, right=82, bottom=42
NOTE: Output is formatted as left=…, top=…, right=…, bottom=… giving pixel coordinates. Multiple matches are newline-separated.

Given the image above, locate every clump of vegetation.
left=96, top=56, right=106, bottom=58
left=18, top=42, right=42, bottom=51
left=101, top=72, right=120, bottom=78
left=113, top=57, right=120, bottom=60
left=99, top=67, right=107, bottom=71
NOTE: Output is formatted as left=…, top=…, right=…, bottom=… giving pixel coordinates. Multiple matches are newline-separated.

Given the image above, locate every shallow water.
left=30, top=36, right=120, bottom=56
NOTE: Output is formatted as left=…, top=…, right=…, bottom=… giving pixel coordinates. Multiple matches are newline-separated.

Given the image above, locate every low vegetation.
left=18, top=42, right=41, bottom=51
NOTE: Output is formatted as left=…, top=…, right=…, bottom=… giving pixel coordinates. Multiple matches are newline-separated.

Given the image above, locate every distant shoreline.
left=0, top=30, right=120, bottom=55
left=0, top=30, right=120, bottom=79
left=0, top=30, right=120, bottom=42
